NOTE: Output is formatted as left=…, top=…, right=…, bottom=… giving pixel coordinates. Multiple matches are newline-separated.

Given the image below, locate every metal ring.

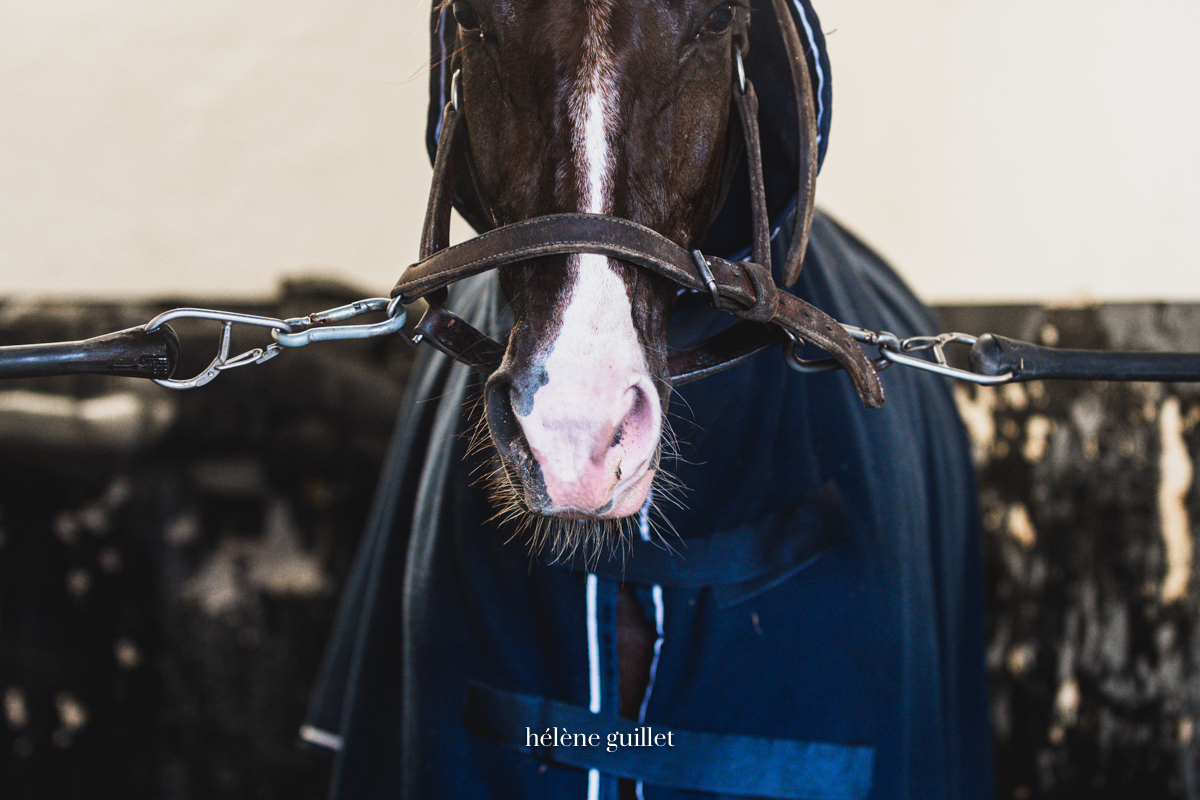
left=734, top=50, right=747, bottom=95
left=389, top=295, right=424, bottom=347
left=387, top=295, right=406, bottom=318
left=783, top=332, right=840, bottom=374
left=783, top=331, right=891, bottom=375
left=451, top=69, right=462, bottom=112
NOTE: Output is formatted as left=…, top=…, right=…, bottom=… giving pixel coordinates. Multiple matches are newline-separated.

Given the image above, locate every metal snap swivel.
left=273, top=298, right=412, bottom=348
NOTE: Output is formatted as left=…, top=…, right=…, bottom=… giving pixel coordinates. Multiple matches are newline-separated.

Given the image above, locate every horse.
left=304, top=0, right=994, bottom=797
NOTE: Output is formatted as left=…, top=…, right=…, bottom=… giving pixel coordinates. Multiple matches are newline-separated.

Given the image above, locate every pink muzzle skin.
left=518, top=375, right=661, bottom=518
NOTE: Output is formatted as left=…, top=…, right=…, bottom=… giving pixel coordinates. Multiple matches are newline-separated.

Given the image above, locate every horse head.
left=449, top=0, right=744, bottom=530
left=398, top=0, right=859, bottom=551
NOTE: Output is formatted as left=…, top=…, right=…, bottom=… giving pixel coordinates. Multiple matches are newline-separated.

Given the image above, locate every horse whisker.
left=465, top=400, right=684, bottom=564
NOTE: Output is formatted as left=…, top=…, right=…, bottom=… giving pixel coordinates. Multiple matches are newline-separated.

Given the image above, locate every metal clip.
left=145, top=309, right=293, bottom=390
left=887, top=332, right=1013, bottom=385
left=783, top=324, right=1013, bottom=385
left=142, top=298, right=419, bottom=390
left=272, top=297, right=413, bottom=348
left=782, top=329, right=891, bottom=374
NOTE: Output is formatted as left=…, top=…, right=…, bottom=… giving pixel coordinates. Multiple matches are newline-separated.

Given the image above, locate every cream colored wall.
left=0, top=0, right=432, bottom=300
left=816, top=0, right=1200, bottom=303
left=1, top=1, right=1198, bottom=302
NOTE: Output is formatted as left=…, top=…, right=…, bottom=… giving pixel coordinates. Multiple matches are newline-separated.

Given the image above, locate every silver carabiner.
left=142, top=298, right=421, bottom=390
left=783, top=324, right=1015, bottom=385
left=272, top=297, right=415, bottom=348
left=145, top=308, right=293, bottom=335
left=881, top=348, right=1013, bottom=385
left=886, top=332, right=1013, bottom=385
left=146, top=309, right=292, bottom=390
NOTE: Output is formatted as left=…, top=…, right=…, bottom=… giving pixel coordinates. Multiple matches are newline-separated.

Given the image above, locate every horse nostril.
left=609, top=385, right=648, bottom=450
left=484, top=374, right=523, bottom=458
left=610, top=384, right=651, bottom=451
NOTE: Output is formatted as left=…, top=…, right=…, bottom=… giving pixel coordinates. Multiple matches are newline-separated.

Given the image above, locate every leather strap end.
left=776, top=293, right=885, bottom=408
left=390, top=271, right=413, bottom=302
left=845, top=356, right=886, bottom=409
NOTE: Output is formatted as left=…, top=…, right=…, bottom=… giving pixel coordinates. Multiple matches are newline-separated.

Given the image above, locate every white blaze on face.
left=516, top=0, right=661, bottom=516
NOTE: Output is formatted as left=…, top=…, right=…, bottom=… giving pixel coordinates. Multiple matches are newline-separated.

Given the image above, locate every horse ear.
left=768, top=0, right=819, bottom=289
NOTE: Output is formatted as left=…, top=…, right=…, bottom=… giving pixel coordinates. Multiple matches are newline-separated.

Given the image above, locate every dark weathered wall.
left=0, top=283, right=412, bottom=799
left=1, top=292, right=1198, bottom=798
left=939, top=304, right=1200, bottom=800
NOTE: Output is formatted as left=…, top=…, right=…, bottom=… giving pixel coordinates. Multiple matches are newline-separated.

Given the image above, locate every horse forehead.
left=505, top=0, right=689, bottom=56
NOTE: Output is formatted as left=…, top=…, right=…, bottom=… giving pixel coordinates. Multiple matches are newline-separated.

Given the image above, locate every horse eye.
left=452, top=0, right=480, bottom=30
left=703, top=3, right=735, bottom=34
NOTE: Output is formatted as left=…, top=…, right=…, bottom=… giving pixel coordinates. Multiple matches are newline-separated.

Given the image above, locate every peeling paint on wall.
left=1003, top=383, right=1029, bottom=412
left=246, top=500, right=329, bottom=597
left=1054, top=676, right=1080, bottom=726
left=954, top=384, right=997, bottom=464
left=1007, top=642, right=1037, bottom=675
left=1023, top=415, right=1054, bottom=464
left=1008, top=503, right=1038, bottom=549
left=1158, top=396, right=1193, bottom=604
left=1070, top=394, right=1104, bottom=461
left=183, top=541, right=242, bottom=616
left=182, top=498, right=329, bottom=617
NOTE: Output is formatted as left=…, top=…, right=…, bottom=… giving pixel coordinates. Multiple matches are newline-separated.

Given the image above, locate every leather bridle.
left=391, top=0, right=886, bottom=409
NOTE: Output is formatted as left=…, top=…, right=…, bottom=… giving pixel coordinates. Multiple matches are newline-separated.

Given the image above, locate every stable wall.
left=1, top=0, right=1198, bottom=302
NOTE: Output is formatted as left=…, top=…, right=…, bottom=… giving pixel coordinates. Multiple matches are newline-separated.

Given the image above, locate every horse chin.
left=485, top=468, right=643, bottom=561
left=473, top=407, right=669, bottom=559
left=546, top=465, right=656, bottom=521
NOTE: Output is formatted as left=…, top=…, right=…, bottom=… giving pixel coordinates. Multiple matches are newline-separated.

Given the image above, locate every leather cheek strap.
left=768, top=0, right=819, bottom=289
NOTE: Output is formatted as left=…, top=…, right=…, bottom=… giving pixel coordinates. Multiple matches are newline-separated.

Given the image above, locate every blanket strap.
left=464, top=682, right=874, bottom=800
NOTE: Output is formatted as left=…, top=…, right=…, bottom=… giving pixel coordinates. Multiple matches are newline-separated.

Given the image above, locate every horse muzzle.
left=485, top=362, right=661, bottom=520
